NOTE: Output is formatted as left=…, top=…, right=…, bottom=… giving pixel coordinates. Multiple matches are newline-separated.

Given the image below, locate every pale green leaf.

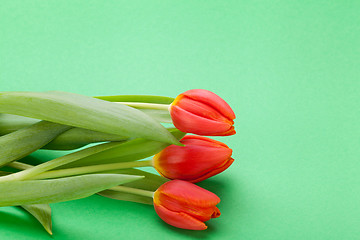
left=103, top=168, right=168, bottom=191
left=139, top=109, right=172, bottom=123
left=95, top=95, right=174, bottom=104
left=0, top=113, right=38, bottom=135
left=0, top=174, right=143, bottom=207
left=42, top=128, right=129, bottom=150
left=0, top=121, right=70, bottom=167
left=0, top=141, right=125, bottom=181
left=59, top=128, right=186, bottom=168
left=0, top=91, right=180, bottom=145
left=98, top=169, right=167, bottom=205
left=0, top=114, right=128, bottom=150
left=20, top=204, right=52, bottom=235
left=98, top=189, right=153, bottom=205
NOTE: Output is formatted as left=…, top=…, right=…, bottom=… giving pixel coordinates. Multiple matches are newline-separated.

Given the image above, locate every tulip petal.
left=155, top=180, right=220, bottom=207
left=155, top=146, right=232, bottom=181
left=175, top=96, right=232, bottom=124
left=181, top=89, right=235, bottom=120
left=153, top=180, right=221, bottom=230
left=190, top=157, right=234, bottom=183
left=156, top=193, right=221, bottom=222
left=154, top=135, right=233, bottom=182
left=181, top=135, right=230, bottom=148
left=171, top=105, right=234, bottom=136
left=154, top=204, right=207, bottom=230
left=208, top=125, right=236, bottom=136
left=212, top=207, right=221, bottom=218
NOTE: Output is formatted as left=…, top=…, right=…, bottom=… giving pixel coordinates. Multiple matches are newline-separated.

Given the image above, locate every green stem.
left=95, top=95, right=174, bottom=104
left=116, top=102, right=170, bottom=111
left=109, top=185, right=154, bottom=198
left=0, top=141, right=122, bottom=182
left=7, top=161, right=33, bottom=170
left=31, top=160, right=154, bottom=180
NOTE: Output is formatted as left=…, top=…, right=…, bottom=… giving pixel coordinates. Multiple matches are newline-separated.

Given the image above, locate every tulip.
left=24, top=135, right=232, bottom=183
left=170, top=89, right=236, bottom=136
left=153, top=135, right=234, bottom=183
left=153, top=180, right=221, bottom=230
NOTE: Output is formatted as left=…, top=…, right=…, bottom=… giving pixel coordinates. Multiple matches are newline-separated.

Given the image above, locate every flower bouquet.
left=0, top=89, right=236, bottom=234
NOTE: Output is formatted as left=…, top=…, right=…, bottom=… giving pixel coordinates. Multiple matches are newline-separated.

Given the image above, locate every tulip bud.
left=153, top=135, right=234, bottom=183
left=153, top=180, right=221, bottom=230
left=170, top=89, right=236, bottom=136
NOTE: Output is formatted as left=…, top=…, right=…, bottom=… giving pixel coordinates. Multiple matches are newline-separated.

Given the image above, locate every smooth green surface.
left=0, top=0, right=359, bottom=239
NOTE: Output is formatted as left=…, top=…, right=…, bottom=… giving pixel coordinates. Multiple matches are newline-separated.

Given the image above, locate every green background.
left=1, top=0, right=359, bottom=239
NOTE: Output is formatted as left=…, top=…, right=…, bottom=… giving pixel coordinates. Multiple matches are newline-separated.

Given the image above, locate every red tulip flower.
left=153, top=135, right=234, bottom=183
left=153, top=180, right=221, bottom=230
left=170, top=89, right=236, bottom=136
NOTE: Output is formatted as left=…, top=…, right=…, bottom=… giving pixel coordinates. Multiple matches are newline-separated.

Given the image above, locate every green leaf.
left=0, top=110, right=170, bottom=151
left=95, top=95, right=175, bottom=104
left=0, top=121, right=70, bottom=167
left=106, top=168, right=168, bottom=191
left=0, top=91, right=180, bottom=145
left=0, top=113, right=38, bottom=135
left=0, top=114, right=129, bottom=150
left=0, top=174, right=143, bottom=207
left=42, top=128, right=129, bottom=150
left=59, top=128, right=186, bottom=168
left=20, top=204, right=52, bottom=235
left=98, top=169, right=167, bottom=205
left=0, top=141, right=125, bottom=181
left=98, top=189, right=154, bottom=205
left=0, top=172, right=53, bottom=234
left=139, top=109, right=172, bottom=123
left=0, top=102, right=172, bottom=137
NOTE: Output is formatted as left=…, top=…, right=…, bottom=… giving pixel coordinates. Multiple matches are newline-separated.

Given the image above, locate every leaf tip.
left=45, top=227, right=53, bottom=235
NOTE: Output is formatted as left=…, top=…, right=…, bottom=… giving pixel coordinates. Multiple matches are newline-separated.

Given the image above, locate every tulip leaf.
left=1, top=109, right=171, bottom=139
left=42, top=128, right=129, bottom=150
left=98, top=169, right=167, bottom=205
left=105, top=168, right=168, bottom=191
left=0, top=113, right=39, bottom=135
left=95, top=95, right=174, bottom=104
left=98, top=189, right=154, bottom=205
left=0, top=114, right=129, bottom=150
left=0, top=91, right=180, bottom=145
left=0, top=121, right=71, bottom=167
left=59, top=128, right=186, bottom=168
left=0, top=170, right=52, bottom=234
left=139, top=109, right=172, bottom=123
left=95, top=94, right=174, bottom=122
left=0, top=141, right=125, bottom=181
left=0, top=174, right=143, bottom=207
left=20, top=204, right=52, bottom=235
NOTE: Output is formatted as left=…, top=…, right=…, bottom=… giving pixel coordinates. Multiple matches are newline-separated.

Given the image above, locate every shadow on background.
left=19, top=155, right=45, bottom=166
left=156, top=218, right=217, bottom=239
left=0, top=208, right=49, bottom=237
left=197, top=175, right=239, bottom=204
